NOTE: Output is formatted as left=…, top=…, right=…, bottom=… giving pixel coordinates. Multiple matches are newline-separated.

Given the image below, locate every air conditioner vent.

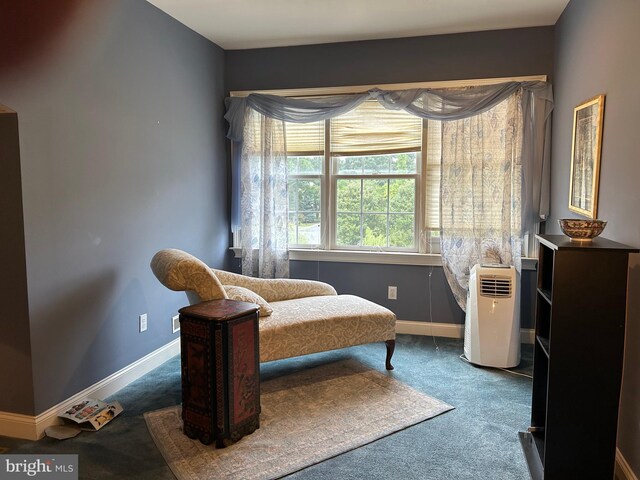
left=479, top=275, right=512, bottom=298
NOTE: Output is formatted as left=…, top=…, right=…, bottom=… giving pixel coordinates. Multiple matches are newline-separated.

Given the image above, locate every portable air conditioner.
left=464, top=264, right=520, bottom=368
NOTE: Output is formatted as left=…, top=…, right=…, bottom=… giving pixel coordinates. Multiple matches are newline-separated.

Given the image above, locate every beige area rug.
left=145, top=359, right=453, bottom=480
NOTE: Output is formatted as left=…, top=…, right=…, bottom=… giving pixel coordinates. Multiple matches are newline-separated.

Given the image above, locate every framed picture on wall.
left=568, top=94, right=605, bottom=218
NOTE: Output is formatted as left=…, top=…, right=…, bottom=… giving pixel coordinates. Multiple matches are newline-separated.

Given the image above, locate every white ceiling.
left=146, top=0, right=569, bottom=50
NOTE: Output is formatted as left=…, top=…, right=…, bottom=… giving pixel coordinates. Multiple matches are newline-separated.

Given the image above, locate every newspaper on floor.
left=58, top=398, right=123, bottom=431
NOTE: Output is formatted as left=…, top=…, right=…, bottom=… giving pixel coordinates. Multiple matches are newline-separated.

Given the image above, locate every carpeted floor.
left=0, top=335, right=533, bottom=479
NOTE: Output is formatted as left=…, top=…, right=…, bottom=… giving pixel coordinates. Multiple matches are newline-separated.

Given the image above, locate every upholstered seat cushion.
left=259, top=294, right=396, bottom=363
left=223, top=285, right=273, bottom=317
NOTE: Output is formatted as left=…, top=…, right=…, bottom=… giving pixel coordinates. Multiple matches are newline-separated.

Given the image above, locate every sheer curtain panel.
left=440, top=92, right=523, bottom=310
left=239, top=109, right=289, bottom=278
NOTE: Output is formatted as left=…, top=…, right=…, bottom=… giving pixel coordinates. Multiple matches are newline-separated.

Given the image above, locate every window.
left=287, top=158, right=323, bottom=246
left=232, top=75, right=547, bottom=264
left=334, top=154, right=417, bottom=248
left=285, top=100, right=441, bottom=253
left=286, top=120, right=324, bottom=246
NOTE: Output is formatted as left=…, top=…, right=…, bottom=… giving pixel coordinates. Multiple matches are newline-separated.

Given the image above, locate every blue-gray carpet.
left=1, top=335, right=533, bottom=479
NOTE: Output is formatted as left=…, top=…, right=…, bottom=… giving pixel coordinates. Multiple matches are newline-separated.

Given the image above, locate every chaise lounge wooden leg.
left=385, top=339, right=395, bottom=370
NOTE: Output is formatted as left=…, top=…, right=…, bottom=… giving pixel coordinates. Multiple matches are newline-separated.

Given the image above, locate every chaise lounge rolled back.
left=151, top=248, right=396, bottom=369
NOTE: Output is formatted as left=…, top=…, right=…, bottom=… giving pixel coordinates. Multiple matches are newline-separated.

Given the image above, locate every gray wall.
left=291, top=262, right=462, bottom=323
left=551, top=0, right=640, bottom=474
left=226, top=27, right=552, bottom=328
left=0, top=1, right=228, bottom=414
left=225, top=27, right=554, bottom=91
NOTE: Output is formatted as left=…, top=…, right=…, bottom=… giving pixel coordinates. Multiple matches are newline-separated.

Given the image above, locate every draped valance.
left=225, top=81, right=553, bottom=142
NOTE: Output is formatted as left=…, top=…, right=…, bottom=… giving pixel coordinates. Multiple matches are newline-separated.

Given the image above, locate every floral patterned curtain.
left=440, top=92, right=523, bottom=310
left=240, top=109, right=289, bottom=278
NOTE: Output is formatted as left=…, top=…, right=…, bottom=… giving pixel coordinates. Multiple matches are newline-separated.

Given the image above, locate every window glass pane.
left=295, top=156, right=323, bottom=174
left=336, top=213, right=361, bottom=246
left=288, top=179, right=297, bottom=210
left=389, top=214, right=414, bottom=248
left=362, top=214, right=387, bottom=247
left=297, top=212, right=320, bottom=245
left=287, top=157, right=298, bottom=174
left=288, top=213, right=298, bottom=244
left=363, top=155, right=390, bottom=174
left=363, top=179, right=388, bottom=212
left=337, top=154, right=417, bottom=175
left=288, top=178, right=321, bottom=245
left=335, top=176, right=417, bottom=249
left=335, top=156, right=363, bottom=174
left=298, top=179, right=321, bottom=212
left=390, top=152, right=418, bottom=174
left=336, top=179, right=361, bottom=212
left=389, top=179, right=415, bottom=213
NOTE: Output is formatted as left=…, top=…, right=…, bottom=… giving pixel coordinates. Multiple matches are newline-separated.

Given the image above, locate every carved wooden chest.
left=178, top=299, right=260, bottom=447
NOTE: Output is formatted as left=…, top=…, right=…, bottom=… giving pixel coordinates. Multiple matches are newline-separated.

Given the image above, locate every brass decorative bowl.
left=558, top=219, right=607, bottom=241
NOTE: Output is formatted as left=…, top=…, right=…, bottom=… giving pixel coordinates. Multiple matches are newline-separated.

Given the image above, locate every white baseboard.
left=396, top=320, right=535, bottom=344
left=520, top=328, right=535, bottom=344
left=616, top=448, right=639, bottom=480
left=0, top=338, right=180, bottom=441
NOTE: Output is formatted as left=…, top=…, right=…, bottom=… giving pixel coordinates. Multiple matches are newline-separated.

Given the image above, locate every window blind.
left=284, top=121, right=324, bottom=156
left=330, top=100, right=422, bottom=156
left=424, top=120, right=441, bottom=232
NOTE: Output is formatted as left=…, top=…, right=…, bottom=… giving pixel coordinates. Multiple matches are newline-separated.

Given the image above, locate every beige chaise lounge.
left=151, top=249, right=397, bottom=369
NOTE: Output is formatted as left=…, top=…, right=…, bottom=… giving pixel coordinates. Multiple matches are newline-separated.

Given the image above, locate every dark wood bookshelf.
left=519, top=234, right=638, bottom=479
left=535, top=336, right=550, bottom=358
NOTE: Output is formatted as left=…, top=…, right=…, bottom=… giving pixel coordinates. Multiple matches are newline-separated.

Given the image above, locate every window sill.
left=231, top=247, right=537, bottom=270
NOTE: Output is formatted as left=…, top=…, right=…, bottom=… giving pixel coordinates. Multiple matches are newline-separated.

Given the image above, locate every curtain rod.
left=229, top=75, right=548, bottom=98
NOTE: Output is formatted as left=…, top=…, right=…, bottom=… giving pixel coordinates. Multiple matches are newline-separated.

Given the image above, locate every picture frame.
left=568, top=94, right=605, bottom=218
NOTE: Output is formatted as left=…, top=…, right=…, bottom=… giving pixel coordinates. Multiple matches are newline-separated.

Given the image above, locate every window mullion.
left=386, top=179, right=390, bottom=248
left=293, top=178, right=299, bottom=245
left=419, top=119, right=428, bottom=253
left=324, top=118, right=332, bottom=250
left=359, top=178, right=364, bottom=247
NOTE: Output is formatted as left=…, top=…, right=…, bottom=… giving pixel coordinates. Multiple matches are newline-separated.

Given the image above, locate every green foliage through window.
left=334, top=154, right=416, bottom=248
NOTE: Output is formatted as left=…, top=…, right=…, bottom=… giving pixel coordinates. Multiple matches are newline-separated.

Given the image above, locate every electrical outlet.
left=388, top=286, right=397, bottom=300
left=139, top=313, right=148, bottom=333
left=172, top=314, right=180, bottom=333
